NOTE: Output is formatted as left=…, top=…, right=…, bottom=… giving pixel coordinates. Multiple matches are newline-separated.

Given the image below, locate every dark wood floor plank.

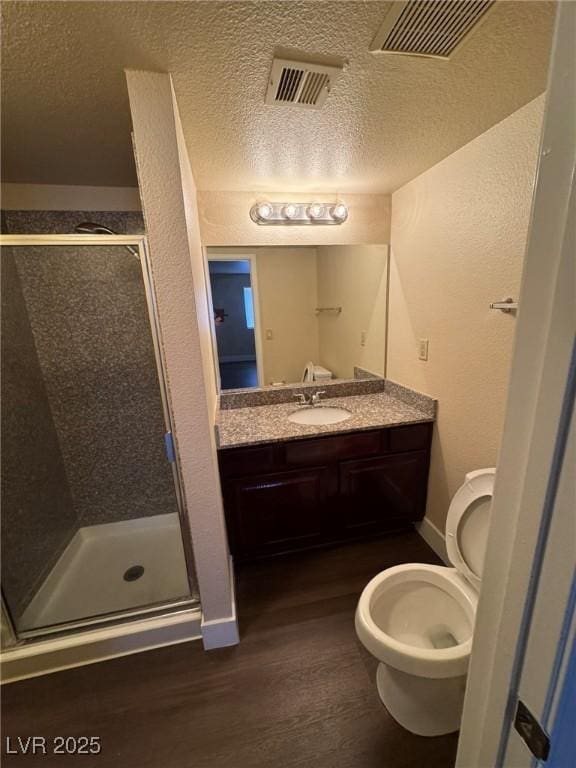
left=1, top=535, right=458, bottom=767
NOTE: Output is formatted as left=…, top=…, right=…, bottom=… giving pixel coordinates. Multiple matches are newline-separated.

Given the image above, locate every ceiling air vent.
left=370, top=0, right=496, bottom=60
left=265, top=57, right=344, bottom=109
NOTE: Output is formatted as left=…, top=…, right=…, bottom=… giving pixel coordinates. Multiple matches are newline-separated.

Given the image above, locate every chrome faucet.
left=293, top=390, right=325, bottom=407
left=310, top=390, right=325, bottom=406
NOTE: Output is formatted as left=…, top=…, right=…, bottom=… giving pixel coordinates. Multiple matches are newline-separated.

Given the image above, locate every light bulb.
left=283, top=203, right=298, bottom=219
left=307, top=203, right=325, bottom=219
left=256, top=202, right=273, bottom=220
left=331, top=203, right=348, bottom=222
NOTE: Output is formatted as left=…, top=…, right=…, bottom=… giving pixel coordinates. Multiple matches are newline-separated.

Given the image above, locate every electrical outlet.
left=360, top=330, right=367, bottom=347
left=418, top=339, right=429, bottom=361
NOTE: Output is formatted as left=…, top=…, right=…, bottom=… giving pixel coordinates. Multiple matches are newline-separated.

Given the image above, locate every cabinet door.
left=224, top=466, right=332, bottom=558
left=339, top=451, right=428, bottom=534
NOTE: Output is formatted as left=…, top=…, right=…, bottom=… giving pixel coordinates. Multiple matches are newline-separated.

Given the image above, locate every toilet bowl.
left=355, top=467, right=495, bottom=737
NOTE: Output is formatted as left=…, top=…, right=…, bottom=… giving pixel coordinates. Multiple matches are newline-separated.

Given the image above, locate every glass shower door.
left=1, top=236, right=198, bottom=637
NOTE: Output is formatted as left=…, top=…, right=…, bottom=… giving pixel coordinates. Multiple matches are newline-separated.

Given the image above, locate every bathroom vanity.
left=216, top=385, right=435, bottom=561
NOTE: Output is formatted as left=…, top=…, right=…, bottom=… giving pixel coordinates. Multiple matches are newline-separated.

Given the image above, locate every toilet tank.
left=313, top=365, right=333, bottom=381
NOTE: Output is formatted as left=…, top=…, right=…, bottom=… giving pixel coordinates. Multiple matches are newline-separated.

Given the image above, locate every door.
left=206, top=251, right=264, bottom=390
left=339, top=452, right=428, bottom=533
left=502, top=387, right=575, bottom=766
left=224, top=466, right=332, bottom=558
left=456, top=4, right=575, bottom=764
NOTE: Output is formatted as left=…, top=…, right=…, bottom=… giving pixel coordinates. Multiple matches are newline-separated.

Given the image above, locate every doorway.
left=207, top=255, right=263, bottom=390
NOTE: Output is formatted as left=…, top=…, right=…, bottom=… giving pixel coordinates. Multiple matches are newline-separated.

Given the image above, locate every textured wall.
left=198, top=192, right=391, bottom=246
left=127, top=71, right=233, bottom=624
left=1, top=248, right=77, bottom=619
left=2, top=210, right=178, bottom=527
left=317, top=245, right=388, bottom=379
left=388, top=95, right=545, bottom=531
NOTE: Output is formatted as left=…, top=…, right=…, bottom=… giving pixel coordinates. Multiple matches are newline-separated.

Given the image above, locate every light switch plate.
left=418, top=339, right=429, bottom=361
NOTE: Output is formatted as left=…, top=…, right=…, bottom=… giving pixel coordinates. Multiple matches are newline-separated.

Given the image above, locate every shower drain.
left=123, top=565, right=145, bottom=582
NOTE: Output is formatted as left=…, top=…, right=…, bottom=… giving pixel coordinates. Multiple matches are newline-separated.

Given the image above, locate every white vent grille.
left=265, top=58, right=344, bottom=109
left=371, top=0, right=496, bottom=60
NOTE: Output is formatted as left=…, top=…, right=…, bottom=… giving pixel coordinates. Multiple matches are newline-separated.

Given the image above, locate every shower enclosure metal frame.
left=0, top=233, right=200, bottom=647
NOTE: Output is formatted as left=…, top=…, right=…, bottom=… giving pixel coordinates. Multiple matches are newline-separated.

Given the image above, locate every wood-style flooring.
left=219, top=360, right=258, bottom=390
left=1, top=534, right=459, bottom=767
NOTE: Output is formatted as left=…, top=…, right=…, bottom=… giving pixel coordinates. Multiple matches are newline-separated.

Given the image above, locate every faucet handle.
left=293, top=393, right=307, bottom=405
left=311, top=390, right=326, bottom=405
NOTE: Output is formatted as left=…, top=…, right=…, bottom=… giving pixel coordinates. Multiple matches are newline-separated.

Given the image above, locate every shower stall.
left=0, top=230, right=200, bottom=663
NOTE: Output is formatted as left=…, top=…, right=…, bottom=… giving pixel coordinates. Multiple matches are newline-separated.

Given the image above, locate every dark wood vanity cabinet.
left=218, top=422, right=433, bottom=561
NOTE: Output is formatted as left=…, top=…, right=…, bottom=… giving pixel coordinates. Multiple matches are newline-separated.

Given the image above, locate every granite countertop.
left=216, top=391, right=434, bottom=449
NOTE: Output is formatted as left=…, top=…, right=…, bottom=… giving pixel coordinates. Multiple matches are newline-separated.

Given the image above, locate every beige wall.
left=126, top=71, right=235, bottom=640
left=316, top=245, right=388, bottom=379
left=173, top=88, right=219, bottom=420
left=0, top=183, right=141, bottom=211
left=198, top=191, right=391, bottom=246
left=388, top=95, right=545, bottom=531
left=256, top=247, right=319, bottom=385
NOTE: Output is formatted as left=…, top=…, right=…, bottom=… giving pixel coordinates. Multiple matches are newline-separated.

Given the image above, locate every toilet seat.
left=355, top=564, right=477, bottom=679
left=445, top=468, right=496, bottom=591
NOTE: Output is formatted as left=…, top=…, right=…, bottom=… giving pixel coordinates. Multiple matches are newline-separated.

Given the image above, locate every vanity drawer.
left=386, top=423, right=431, bottom=453
left=218, top=444, right=275, bottom=477
left=281, top=430, right=381, bottom=468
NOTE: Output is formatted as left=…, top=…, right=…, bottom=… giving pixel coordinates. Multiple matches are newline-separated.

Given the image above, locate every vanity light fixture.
left=250, top=201, right=348, bottom=226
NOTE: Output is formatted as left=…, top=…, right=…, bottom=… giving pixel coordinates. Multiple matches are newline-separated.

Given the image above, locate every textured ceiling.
left=1, top=1, right=555, bottom=193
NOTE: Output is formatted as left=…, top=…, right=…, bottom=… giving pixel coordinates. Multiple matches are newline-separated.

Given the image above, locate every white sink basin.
left=288, top=406, right=352, bottom=426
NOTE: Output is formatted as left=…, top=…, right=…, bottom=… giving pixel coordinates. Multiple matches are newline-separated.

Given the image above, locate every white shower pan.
left=19, top=513, right=191, bottom=632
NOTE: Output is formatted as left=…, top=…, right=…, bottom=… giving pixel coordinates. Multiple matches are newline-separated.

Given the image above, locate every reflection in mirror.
left=207, top=246, right=389, bottom=391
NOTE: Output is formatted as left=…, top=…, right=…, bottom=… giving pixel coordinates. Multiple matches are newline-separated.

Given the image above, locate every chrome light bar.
left=250, top=201, right=348, bottom=225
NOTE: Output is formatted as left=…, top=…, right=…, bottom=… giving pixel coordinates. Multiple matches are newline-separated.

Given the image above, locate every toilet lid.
left=302, top=362, right=314, bottom=382
left=445, top=468, right=496, bottom=591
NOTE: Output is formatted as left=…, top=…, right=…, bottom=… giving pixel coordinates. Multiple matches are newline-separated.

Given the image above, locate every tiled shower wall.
left=1, top=211, right=180, bottom=615
left=1, top=248, right=77, bottom=618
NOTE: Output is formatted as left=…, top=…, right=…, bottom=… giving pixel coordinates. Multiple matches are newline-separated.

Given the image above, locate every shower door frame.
left=0, top=234, right=199, bottom=642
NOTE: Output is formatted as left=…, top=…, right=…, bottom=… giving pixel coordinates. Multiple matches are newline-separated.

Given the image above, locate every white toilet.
left=355, top=467, right=495, bottom=737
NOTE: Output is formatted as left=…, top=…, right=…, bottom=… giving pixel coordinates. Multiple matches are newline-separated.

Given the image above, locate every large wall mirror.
left=206, top=245, right=389, bottom=391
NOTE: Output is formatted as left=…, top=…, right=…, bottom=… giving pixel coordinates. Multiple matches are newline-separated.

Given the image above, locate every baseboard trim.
left=417, top=517, right=449, bottom=564
left=1, top=608, right=202, bottom=684
left=219, top=355, right=256, bottom=364
left=201, top=612, right=239, bottom=650
left=200, top=557, right=240, bottom=650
